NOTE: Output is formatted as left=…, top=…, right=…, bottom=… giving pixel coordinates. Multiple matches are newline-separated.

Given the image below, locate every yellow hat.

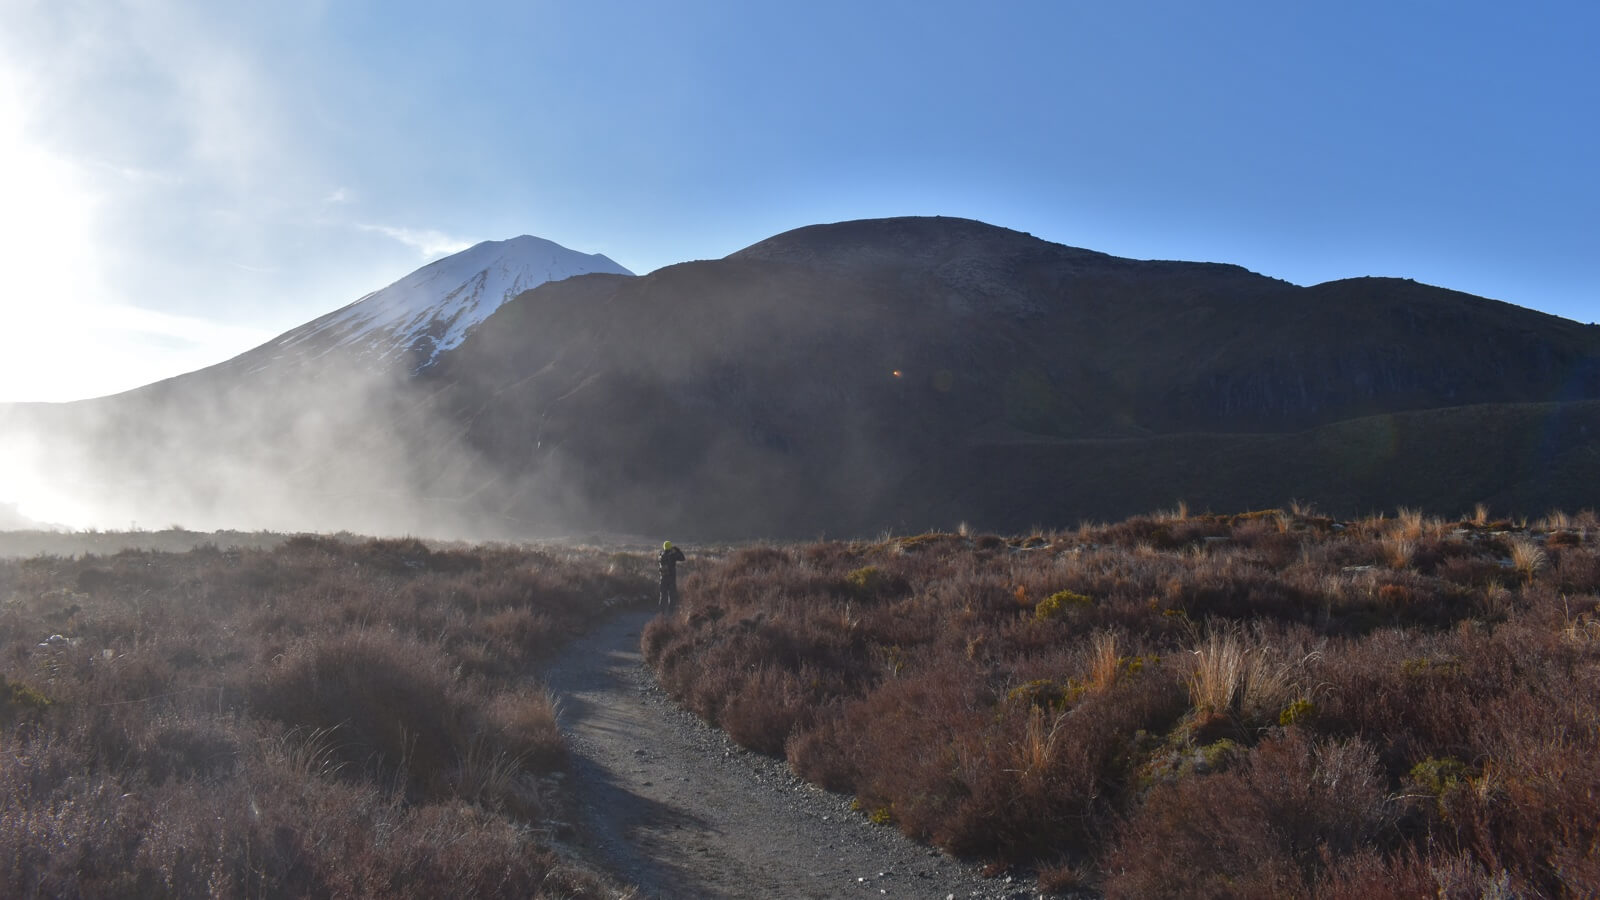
left=663, top=541, right=673, bottom=550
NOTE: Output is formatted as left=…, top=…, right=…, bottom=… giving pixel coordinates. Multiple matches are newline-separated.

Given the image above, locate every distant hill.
left=6, top=216, right=1599, bottom=537
left=417, top=217, right=1600, bottom=536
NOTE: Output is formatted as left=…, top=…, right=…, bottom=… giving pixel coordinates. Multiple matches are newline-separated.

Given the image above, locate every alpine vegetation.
left=0, top=536, right=653, bottom=897
left=644, top=509, right=1600, bottom=896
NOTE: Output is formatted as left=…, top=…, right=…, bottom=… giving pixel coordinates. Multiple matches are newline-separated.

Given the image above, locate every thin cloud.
left=359, top=224, right=474, bottom=258
left=0, top=1, right=355, bottom=339
left=0, top=302, right=277, bottom=402
left=87, top=302, right=275, bottom=346
left=88, top=160, right=184, bottom=186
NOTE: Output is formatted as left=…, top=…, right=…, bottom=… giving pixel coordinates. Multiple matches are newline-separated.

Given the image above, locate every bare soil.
left=542, top=609, right=1036, bottom=900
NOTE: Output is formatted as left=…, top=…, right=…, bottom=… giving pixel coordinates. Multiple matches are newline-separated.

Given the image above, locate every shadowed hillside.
left=419, top=217, right=1600, bottom=536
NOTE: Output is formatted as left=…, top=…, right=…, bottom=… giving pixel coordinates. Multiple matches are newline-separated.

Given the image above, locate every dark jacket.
left=659, top=546, right=686, bottom=581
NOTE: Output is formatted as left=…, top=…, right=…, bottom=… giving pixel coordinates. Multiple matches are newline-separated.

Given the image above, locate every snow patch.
left=279, top=235, right=632, bottom=371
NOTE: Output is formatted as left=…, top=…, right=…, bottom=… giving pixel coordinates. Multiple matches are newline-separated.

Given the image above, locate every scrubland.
left=0, top=535, right=653, bottom=898
left=644, top=508, right=1600, bottom=897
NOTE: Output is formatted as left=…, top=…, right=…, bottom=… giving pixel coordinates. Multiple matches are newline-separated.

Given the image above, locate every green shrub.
left=1409, top=756, right=1470, bottom=797
left=1197, top=738, right=1240, bottom=773
left=0, top=675, right=52, bottom=725
left=845, top=566, right=883, bottom=595
left=843, top=565, right=909, bottom=601
left=1035, top=589, right=1092, bottom=621
left=1278, top=698, right=1315, bottom=727
left=1005, top=678, right=1083, bottom=712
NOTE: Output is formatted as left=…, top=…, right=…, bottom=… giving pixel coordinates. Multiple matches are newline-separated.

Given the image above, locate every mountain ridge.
left=259, top=234, right=632, bottom=375
left=407, top=216, right=1600, bottom=535
left=5, top=215, right=1599, bottom=537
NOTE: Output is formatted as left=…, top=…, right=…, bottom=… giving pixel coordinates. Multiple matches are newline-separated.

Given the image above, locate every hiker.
left=658, top=540, right=686, bottom=609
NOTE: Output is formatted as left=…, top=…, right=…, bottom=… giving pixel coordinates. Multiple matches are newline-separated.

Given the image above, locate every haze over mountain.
left=5, top=216, right=1599, bottom=538
left=0, top=235, right=632, bottom=533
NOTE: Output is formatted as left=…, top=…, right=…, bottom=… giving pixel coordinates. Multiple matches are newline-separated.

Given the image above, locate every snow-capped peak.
left=276, top=235, right=633, bottom=370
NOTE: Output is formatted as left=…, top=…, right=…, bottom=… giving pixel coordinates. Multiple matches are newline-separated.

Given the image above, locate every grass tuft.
left=642, top=507, right=1600, bottom=894
left=0, top=535, right=650, bottom=898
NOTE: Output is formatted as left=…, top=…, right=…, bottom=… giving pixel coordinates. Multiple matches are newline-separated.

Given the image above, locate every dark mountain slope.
left=728, top=217, right=1600, bottom=431
left=949, top=400, right=1600, bottom=529
left=1161, top=276, right=1600, bottom=427
left=413, top=217, right=1600, bottom=536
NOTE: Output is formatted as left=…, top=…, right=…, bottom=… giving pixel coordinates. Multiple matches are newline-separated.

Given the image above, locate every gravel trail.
left=542, top=609, right=1036, bottom=900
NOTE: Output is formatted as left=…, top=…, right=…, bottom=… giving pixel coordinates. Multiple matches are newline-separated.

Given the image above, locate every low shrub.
left=1105, top=732, right=1395, bottom=897
left=0, top=673, right=52, bottom=725
left=252, top=630, right=473, bottom=796
left=643, top=509, right=1600, bottom=893
left=0, top=535, right=650, bottom=898
left=1034, top=589, right=1091, bottom=621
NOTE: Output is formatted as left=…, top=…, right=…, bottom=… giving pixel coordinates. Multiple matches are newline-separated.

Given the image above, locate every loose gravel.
left=540, top=608, right=1046, bottom=900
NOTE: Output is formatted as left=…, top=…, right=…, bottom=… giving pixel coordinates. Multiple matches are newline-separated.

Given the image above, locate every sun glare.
left=0, top=68, right=112, bottom=403
left=10, top=483, right=100, bottom=531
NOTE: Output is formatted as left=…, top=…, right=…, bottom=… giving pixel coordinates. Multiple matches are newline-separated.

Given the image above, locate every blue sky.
left=1, top=0, right=1595, bottom=401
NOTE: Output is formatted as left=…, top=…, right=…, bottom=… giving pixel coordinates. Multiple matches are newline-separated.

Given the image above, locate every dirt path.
left=541, top=609, right=1036, bottom=900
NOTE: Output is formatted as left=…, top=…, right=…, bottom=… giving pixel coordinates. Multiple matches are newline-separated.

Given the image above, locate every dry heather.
left=644, top=510, right=1600, bottom=897
left=0, top=535, right=653, bottom=898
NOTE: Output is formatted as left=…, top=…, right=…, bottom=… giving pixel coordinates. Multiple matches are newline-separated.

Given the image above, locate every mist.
left=0, top=353, right=518, bottom=540
left=0, top=242, right=938, bottom=546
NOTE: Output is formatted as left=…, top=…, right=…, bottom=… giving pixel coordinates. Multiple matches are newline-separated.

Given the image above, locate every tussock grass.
left=646, top=511, right=1600, bottom=895
left=1382, top=534, right=1418, bottom=568
left=1395, top=506, right=1425, bottom=540
left=1085, top=630, right=1122, bottom=693
left=1185, top=631, right=1296, bottom=722
left=1509, top=536, right=1548, bottom=582
left=0, top=535, right=651, bottom=898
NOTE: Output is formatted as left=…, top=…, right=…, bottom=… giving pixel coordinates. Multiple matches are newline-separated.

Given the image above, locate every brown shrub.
left=0, top=716, right=599, bottom=899
left=644, top=510, right=1600, bottom=889
left=251, top=630, right=477, bottom=796
left=1105, top=732, right=1394, bottom=897
left=0, top=535, right=649, bottom=897
left=486, top=687, right=566, bottom=772
left=715, top=663, right=816, bottom=755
